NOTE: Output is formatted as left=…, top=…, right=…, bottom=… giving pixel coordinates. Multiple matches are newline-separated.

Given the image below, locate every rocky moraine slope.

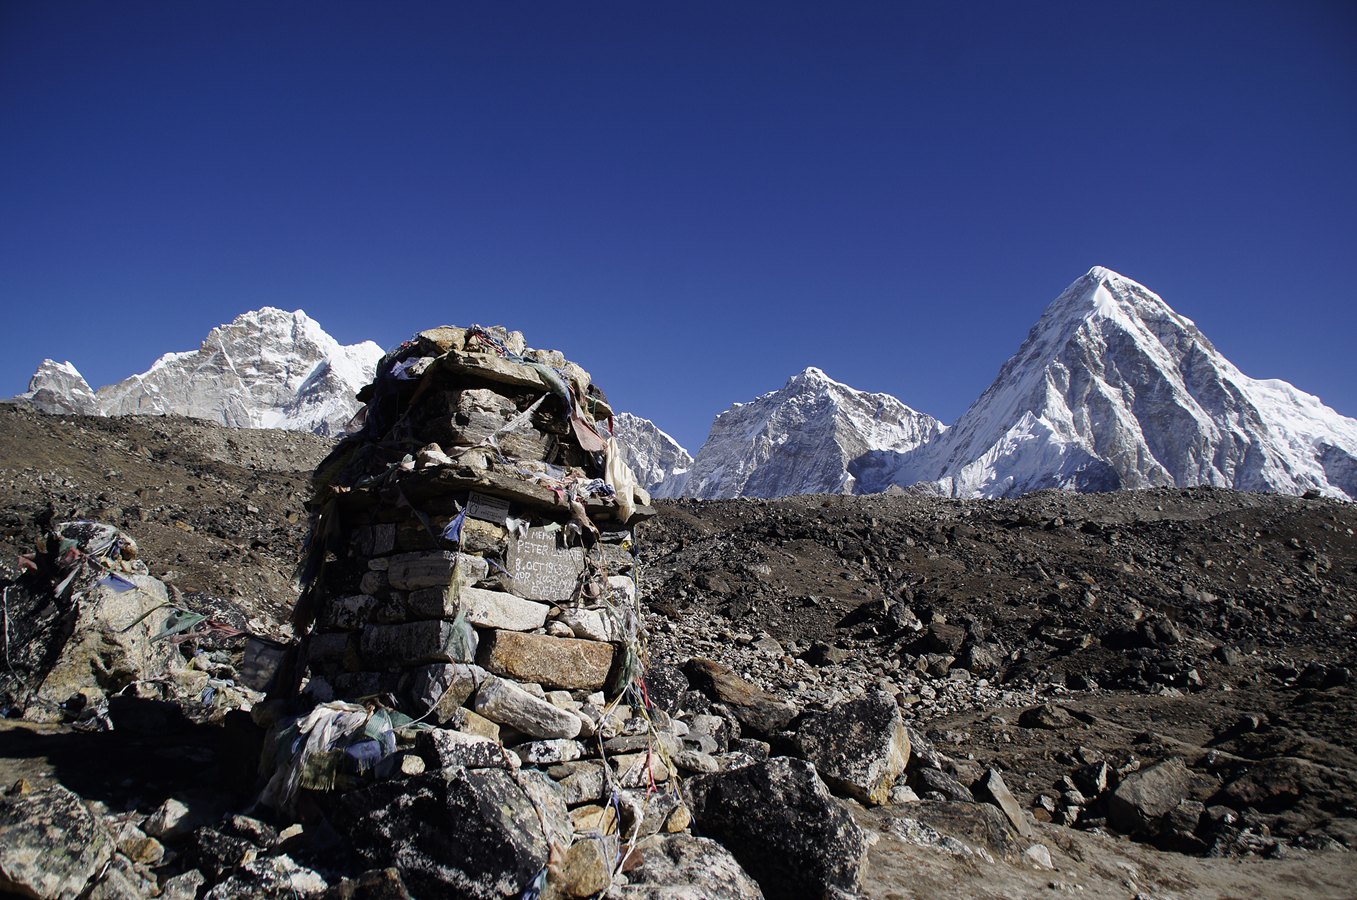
left=1, top=402, right=1355, bottom=898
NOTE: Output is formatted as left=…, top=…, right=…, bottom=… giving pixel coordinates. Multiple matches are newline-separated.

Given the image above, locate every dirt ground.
left=2, top=404, right=1354, bottom=898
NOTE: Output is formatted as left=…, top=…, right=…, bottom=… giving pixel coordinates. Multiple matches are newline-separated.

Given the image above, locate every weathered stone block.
left=684, top=757, right=867, bottom=899
left=418, top=728, right=514, bottom=771
left=512, top=739, right=584, bottom=766
left=333, top=671, right=403, bottom=698
left=612, top=751, right=671, bottom=788
left=426, top=389, right=555, bottom=462
left=793, top=689, right=910, bottom=806
left=359, top=570, right=388, bottom=596
left=546, top=761, right=607, bottom=806
left=556, top=838, right=611, bottom=899
left=360, top=620, right=470, bottom=668
left=403, top=663, right=488, bottom=723
left=555, top=607, right=627, bottom=642
left=407, top=586, right=550, bottom=632
left=386, top=551, right=489, bottom=591
left=308, top=632, right=358, bottom=669
left=317, top=593, right=378, bottom=631
left=446, top=707, right=501, bottom=741
left=478, top=631, right=614, bottom=691
left=569, top=804, right=618, bottom=836
left=351, top=523, right=396, bottom=557
left=472, top=677, right=582, bottom=740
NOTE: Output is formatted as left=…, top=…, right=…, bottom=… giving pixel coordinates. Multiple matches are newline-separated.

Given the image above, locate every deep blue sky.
left=3, top=2, right=1354, bottom=452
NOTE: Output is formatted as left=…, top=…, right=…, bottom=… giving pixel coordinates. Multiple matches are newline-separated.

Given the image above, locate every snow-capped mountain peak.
left=683, top=368, right=944, bottom=499
left=18, top=359, right=99, bottom=416
left=613, top=412, right=694, bottom=498
left=855, top=267, right=1357, bottom=499
left=18, top=308, right=383, bottom=435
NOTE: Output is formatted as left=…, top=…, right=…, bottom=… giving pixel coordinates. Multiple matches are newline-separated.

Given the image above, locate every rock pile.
left=269, top=326, right=769, bottom=897
left=292, top=325, right=652, bottom=726
left=0, top=519, right=266, bottom=727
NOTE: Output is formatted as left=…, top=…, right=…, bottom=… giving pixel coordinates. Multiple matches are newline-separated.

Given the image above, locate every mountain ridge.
left=17, top=308, right=383, bottom=436
left=852, top=267, right=1357, bottom=499
left=16, top=268, right=1357, bottom=500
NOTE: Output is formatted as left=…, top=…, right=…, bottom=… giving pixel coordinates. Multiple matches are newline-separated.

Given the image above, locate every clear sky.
left=2, top=1, right=1354, bottom=452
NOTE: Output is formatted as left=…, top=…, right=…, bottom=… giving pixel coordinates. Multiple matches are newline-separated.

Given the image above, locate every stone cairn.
left=280, top=325, right=701, bottom=897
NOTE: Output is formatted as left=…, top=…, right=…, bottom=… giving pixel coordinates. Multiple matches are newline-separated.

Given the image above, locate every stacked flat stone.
left=292, top=325, right=697, bottom=894
left=300, top=324, right=654, bottom=727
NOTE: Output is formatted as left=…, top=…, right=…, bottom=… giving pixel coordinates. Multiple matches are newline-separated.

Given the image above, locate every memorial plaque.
left=506, top=527, right=585, bottom=603
left=467, top=491, right=511, bottom=524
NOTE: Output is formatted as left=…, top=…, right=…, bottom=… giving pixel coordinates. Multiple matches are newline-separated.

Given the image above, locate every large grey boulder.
left=0, top=785, right=116, bottom=900
left=607, top=833, right=763, bottom=899
left=1107, top=757, right=1190, bottom=835
left=684, top=757, right=866, bottom=899
left=339, top=770, right=548, bottom=899
left=27, top=572, right=182, bottom=720
left=793, top=689, right=910, bottom=805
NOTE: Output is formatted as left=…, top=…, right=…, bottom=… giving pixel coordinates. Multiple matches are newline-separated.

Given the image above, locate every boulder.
left=340, top=769, right=548, bottom=899
left=681, top=659, right=798, bottom=737
left=684, top=757, right=866, bottom=899
left=0, top=785, right=116, bottom=900
left=1017, top=703, right=1080, bottom=730
left=1107, top=757, right=1190, bottom=835
left=910, top=768, right=973, bottom=803
left=31, top=574, right=182, bottom=716
left=418, top=728, right=514, bottom=771
left=971, top=768, right=1032, bottom=837
left=605, top=833, right=763, bottom=899
left=473, top=677, right=583, bottom=740
left=792, top=689, right=910, bottom=805
left=1216, top=757, right=1316, bottom=812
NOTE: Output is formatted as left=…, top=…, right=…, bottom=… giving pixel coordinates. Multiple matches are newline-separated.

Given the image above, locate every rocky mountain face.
left=16, top=308, right=383, bottom=436
left=613, top=411, right=695, bottom=497
left=682, top=367, right=945, bottom=499
left=17, top=268, right=1357, bottom=502
left=852, top=267, right=1357, bottom=499
left=18, top=360, right=100, bottom=416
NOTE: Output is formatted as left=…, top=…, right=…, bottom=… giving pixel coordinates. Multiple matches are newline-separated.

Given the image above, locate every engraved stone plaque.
left=467, top=491, right=511, bottom=524
left=505, top=527, right=585, bottom=603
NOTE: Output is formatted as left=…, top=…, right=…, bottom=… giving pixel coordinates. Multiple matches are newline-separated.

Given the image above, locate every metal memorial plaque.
left=505, top=527, right=584, bottom=603
left=466, top=491, right=511, bottom=525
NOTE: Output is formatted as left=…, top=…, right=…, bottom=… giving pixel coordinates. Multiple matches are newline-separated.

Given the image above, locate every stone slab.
left=360, top=620, right=471, bottom=668
left=505, top=528, right=586, bottom=603
left=406, top=585, right=550, bottom=632
left=386, top=551, right=489, bottom=592
left=472, top=677, right=582, bottom=740
left=477, top=630, right=615, bottom=692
